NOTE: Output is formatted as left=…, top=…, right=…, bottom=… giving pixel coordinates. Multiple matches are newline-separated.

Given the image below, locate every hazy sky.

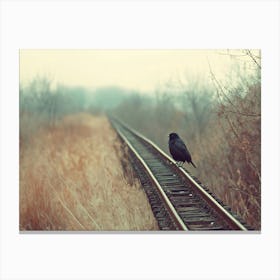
left=19, top=49, right=259, bottom=93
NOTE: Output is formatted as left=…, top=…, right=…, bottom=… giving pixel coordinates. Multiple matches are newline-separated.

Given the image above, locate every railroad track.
left=110, top=117, right=251, bottom=231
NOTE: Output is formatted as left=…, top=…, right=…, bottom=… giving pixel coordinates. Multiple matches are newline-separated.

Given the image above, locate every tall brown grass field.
left=20, top=113, right=158, bottom=230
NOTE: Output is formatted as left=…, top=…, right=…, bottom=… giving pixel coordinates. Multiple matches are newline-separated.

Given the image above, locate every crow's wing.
left=175, top=138, right=188, bottom=152
left=175, top=138, right=192, bottom=162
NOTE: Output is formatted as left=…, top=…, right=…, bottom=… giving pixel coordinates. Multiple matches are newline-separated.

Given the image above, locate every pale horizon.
left=19, top=49, right=259, bottom=93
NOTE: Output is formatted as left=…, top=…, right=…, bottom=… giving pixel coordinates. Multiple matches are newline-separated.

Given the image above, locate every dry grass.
left=20, top=113, right=158, bottom=231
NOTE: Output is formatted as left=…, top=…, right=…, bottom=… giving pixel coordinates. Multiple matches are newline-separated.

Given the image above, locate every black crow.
left=168, top=132, right=196, bottom=168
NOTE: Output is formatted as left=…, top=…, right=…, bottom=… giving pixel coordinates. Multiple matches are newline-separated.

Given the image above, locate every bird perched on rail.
left=168, top=132, right=196, bottom=168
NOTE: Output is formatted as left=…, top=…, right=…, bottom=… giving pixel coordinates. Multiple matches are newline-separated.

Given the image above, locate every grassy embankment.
left=20, top=113, right=158, bottom=230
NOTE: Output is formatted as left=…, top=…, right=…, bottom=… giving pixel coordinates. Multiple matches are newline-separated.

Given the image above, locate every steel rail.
left=111, top=116, right=248, bottom=231
left=114, top=121, right=189, bottom=231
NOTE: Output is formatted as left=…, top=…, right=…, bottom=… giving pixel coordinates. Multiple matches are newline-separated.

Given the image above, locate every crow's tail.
left=190, top=161, right=197, bottom=168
